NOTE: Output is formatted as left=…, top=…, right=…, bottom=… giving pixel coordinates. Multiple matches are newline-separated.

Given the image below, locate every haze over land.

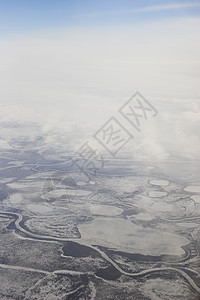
left=0, top=1, right=200, bottom=299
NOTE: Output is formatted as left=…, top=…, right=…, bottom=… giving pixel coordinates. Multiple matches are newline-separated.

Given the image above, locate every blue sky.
left=0, top=0, right=200, bottom=36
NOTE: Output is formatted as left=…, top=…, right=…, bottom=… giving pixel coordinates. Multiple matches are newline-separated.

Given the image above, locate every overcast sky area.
left=0, top=0, right=200, bottom=162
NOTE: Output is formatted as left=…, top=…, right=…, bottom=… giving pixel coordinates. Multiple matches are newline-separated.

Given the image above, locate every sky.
left=0, top=1, right=200, bottom=162
left=0, top=0, right=200, bottom=35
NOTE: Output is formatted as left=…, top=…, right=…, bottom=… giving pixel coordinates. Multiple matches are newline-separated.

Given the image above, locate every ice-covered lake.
left=79, top=217, right=188, bottom=256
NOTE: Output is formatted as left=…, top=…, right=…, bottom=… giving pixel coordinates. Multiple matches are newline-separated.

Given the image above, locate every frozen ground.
left=0, top=129, right=200, bottom=300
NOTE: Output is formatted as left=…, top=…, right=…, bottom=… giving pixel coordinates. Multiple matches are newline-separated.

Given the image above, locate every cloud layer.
left=0, top=17, right=199, bottom=161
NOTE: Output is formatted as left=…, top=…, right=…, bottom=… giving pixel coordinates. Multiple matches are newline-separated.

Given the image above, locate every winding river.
left=0, top=210, right=200, bottom=295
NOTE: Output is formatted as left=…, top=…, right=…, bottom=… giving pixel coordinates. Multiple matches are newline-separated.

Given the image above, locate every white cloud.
left=75, top=2, right=200, bottom=17
left=0, top=17, right=199, bottom=161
